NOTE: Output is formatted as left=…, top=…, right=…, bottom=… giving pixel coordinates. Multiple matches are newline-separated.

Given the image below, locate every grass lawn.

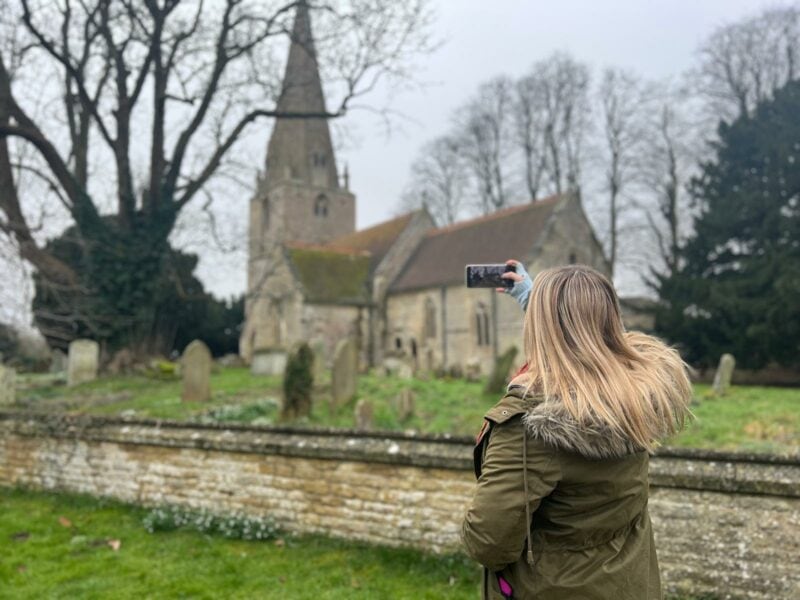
left=0, top=487, right=721, bottom=600
left=12, top=369, right=800, bottom=454
left=0, top=487, right=479, bottom=599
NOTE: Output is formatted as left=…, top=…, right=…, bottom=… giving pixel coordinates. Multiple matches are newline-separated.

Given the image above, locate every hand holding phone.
left=465, top=264, right=516, bottom=288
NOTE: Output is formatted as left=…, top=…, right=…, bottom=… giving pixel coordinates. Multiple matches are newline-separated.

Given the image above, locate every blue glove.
left=507, top=262, right=533, bottom=312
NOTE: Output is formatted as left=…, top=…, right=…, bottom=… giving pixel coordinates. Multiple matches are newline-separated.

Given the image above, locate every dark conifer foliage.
left=654, top=81, right=800, bottom=368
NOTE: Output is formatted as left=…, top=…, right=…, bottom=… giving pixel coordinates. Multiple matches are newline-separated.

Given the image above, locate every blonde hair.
left=521, top=265, right=692, bottom=451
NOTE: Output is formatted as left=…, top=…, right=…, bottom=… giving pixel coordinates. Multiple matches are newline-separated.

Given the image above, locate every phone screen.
left=465, top=264, right=515, bottom=288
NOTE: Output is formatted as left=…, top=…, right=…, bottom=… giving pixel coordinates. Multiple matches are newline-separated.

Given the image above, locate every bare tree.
left=512, top=53, right=593, bottom=202
left=535, top=53, right=591, bottom=198
left=513, top=71, right=549, bottom=201
left=596, top=68, right=651, bottom=277
left=695, top=4, right=800, bottom=121
left=638, top=84, right=701, bottom=279
left=455, top=76, right=515, bottom=214
left=0, top=0, right=435, bottom=352
left=400, top=134, right=466, bottom=226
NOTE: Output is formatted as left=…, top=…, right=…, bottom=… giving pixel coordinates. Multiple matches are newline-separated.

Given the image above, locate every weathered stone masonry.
left=1, top=412, right=798, bottom=599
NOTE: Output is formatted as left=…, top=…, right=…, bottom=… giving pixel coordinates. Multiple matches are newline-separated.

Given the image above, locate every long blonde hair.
left=521, top=265, right=692, bottom=451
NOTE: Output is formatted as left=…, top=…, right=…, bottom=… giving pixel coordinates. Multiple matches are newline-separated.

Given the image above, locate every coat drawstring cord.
left=522, top=431, right=534, bottom=566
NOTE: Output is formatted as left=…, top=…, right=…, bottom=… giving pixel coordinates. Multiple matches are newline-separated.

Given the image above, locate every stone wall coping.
left=2, top=410, right=798, bottom=497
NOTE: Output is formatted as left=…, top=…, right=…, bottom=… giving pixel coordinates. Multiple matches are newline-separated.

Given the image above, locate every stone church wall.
left=1, top=412, right=798, bottom=599
left=384, top=197, right=618, bottom=374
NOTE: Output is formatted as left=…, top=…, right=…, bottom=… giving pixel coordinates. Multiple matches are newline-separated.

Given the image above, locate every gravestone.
left=485, top=346, right=519, bottom=394
left=67, top=339, right=99, bottom=387
left=281, top=343, right=313, bottom=420
left=218, top=353, right=245, bottom=368
left=395, top=388, right=416, bottom=421
left=354, top=399, right=373, bottom=430
left=50, top=349, right=67, bottom=373
left=383, top=356, right=413, bottom=379
left=712, top=353, right=736, bottom=396
left=107, top=348, right=134, bottom=375
left=0, top=365, right=15, bottom=405
left=331, top=338, right=358, bottom=406
left=396, top=362, right=414, bottom=380
left=251, top=349, right=287, bottom=376
left=464, top=358, right=482, bottom=382
left=181, top=340, right=212, bottom=402
left=311, top=342, right=328, bottom=383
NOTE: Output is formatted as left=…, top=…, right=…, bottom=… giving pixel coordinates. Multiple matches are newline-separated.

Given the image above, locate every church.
left=240, top=3, right=609, bottom=375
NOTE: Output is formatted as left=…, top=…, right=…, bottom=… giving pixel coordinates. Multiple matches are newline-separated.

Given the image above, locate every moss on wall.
left=288, top=248, right=371, bottom=304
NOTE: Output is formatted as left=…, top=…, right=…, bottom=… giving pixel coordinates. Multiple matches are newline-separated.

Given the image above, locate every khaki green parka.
left=462, top=386, right=662, bottom=600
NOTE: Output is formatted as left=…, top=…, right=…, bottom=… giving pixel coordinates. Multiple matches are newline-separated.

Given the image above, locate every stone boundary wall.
left=1, top=411, right=798, bottom=599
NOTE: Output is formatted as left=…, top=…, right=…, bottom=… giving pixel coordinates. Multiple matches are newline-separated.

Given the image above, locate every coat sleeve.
left=461, top=416, right=560, bottom=572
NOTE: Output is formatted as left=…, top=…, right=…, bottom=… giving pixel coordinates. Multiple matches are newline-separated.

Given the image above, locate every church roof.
left=286, top=243, right=372, bottom=305
left=327, top=211, right=421, bottom=273
left=389, top=196, right=562, bottom=293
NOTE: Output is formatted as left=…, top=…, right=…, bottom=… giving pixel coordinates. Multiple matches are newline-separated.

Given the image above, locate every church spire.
left=265, top=0, right=339, bottom=189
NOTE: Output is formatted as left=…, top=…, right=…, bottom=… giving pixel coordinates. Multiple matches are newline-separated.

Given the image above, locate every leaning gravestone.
left=354, top=399, right=374, bottom=430
left=712, top=353, right=736, bottom=396
left=331, top=338, right=358, bottom=406
left=394, top=388, right=416, bottom=421
left=0, top=364, right=15, bottom=405
left=67, top=339, right=99, bottom=387
left=181, top=340, right=212, bottom=402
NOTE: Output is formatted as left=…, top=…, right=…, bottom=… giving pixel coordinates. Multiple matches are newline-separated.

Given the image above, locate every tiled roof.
left=327, top=211, right=419, bottom=273
left=389, top=196, right=561, bottom=292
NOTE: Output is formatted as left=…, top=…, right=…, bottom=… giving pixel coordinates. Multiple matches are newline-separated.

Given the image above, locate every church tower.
left=249, top=0, right=355, bottom=253
left=242, top=1, right=355, bottom=362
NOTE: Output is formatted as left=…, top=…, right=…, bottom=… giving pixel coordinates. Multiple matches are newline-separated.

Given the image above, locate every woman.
left=461, top=262, right=692, bottom=600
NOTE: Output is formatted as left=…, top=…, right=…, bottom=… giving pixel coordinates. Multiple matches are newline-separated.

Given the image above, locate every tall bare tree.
left=513, top=53, right=592, bottom=201
left=639, top=84, right=701, bottom=279
left=538, top=53, right=591, bottom=197
left=596, top=68, right=651, bottom=277
left=455, top=76, right=515, bottom=214
left=400, top=134, right=466, bottom=226
left=0, top=0, right=434, bottom=352
left=513, top=71, right=548, bottom=201
left=695, top=4, right=800, bottom=121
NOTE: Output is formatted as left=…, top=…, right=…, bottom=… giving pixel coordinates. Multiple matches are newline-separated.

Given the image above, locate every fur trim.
left=509, top=331, right=691, bottom=460
left=514, top=388, right=642, bottom=460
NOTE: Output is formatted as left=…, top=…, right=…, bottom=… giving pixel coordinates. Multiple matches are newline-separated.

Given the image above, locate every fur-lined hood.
left=505, top=331, right=691, bottom=460
left=507, top=385, right=643, bottom=460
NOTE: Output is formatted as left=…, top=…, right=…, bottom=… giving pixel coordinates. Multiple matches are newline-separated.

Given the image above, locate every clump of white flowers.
left=143, top=505, right=280, bottom=541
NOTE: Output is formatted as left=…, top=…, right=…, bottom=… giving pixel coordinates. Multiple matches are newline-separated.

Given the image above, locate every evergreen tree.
left=654, top=81, right=800, bottom=369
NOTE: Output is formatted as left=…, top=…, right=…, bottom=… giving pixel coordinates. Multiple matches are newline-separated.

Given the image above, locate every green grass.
left=13, top=370, right=800, bottom=454
left=668, top=384, right=800, bottom=454
left=0, top=486, right=479, bottom=599
left=16, top=368, right=282, bottom=421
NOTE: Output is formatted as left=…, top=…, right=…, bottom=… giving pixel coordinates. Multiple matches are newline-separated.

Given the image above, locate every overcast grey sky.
left=339, top=0, right=766, bottom=229
left=0, top=0, right=780, bottom=328
left=186, top=0, right=776, bottom=301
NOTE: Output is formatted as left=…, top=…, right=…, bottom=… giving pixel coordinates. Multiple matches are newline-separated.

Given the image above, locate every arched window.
left=424, top=297, right=436, bottom=339
left=568, top=252, right=577, bottom=264
left=314, top=194, right=329, bottom=217
left=312, top=152, right=327, bottom=167
left=475, top=302, right=491, bottom=347
left=410, top=339, right=418, bottom=358
left=395, top=337, right=403, bottom=351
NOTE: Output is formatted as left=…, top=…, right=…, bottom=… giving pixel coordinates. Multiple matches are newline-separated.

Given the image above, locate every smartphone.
left=465, top=264, right=515, bottom=289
